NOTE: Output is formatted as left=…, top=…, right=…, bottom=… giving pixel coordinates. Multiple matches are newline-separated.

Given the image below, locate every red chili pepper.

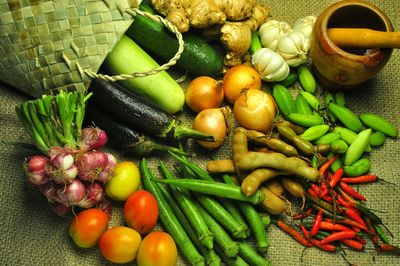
left=342, top=174, right=378, bottom=184
left=310, top=209, right=323, bottom=236
left=310, top=238, right=337, bottom=252
left=339, top=182, right=367, bottom=201
left=319, top=154, right=338, bottom=178
left=341, top=238, right=364, bottom=250
left=329, top=168, right=344, bottom=188
left=319, top=230, right=357, bottom=245
left=293, top=208, right=313, bottom=220
left=355, top=235, right=367, bottom=245
left=321, top=169, right=342, bottom=197
left=339, top=218, right=368, bottom=232
left=300, top=224, right=310, bottom=239
left=276, top=220, right=312, bottom=247
left=336, top=194, right=353, bottom=208
left=310, top=184, right=321, bottom=196
left=344, top=208, right=367, bottom=230
left=336, top=186, right=358, bottom=204
left=320, top=221, right=352, bottom=231
left=379, top=243, right=400, bottom=254
left=365, top=217, right=380, bottom=251
left=307, top=188, right=319, bottom=198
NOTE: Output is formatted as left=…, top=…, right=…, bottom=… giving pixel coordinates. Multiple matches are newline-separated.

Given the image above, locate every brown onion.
left=192, top=107, right=231, bottom=150
left=223, top=64, right=262, bottom=104
left=185, top=76, right=224, bottom=113
left=233, top=89, right=276, bottom=132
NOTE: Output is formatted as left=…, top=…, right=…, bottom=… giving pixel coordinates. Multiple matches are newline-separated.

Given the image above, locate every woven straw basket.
left=0, top=0, right=183, bottom=98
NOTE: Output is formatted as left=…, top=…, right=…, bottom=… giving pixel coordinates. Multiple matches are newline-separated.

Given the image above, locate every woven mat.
left=1, top=0, right=399, bottom=265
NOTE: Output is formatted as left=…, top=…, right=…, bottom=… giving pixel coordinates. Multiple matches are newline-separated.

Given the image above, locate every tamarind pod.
left=277, top=125, right=316, bottom=155
left=315, top=132, right=340, bottom=145
left=241, top=168, right=289, bottom=196
left=331, top=139, right=348, bottom=154
left=287, top=113, right=324, bottom=128
left=369, top=131, right=386, bottom=147
left=324, top=92, right=337, bottom=122
left=295, top=94, right=313, bottom=115
left=278, top=120, right=305, bottom=135
left=359, top=113, right=398, bottom=138
left=281, top=177, right=305, bottom=198
left=237, top=152, right=320, bottom=181
left=300, top=91, right=321, bottom=111
left=344, top=129, right=372, bottom=166
left=300, top=125, right=330, bottom=141
left=343, top=158, right=371, bottom=177
left=315, top=143, right=331, bottom=155
left=264, top=179, right=285, bottom=198
left=333, top=126, right=372, bottom=152
left=233, top=131, right=249, bottom=180
left=237, top=127, right=299, bottom=157
left=207, top=159, right=236, bottom=174
left=328, top=102, right=363, bottom=133
left=259, top=187, right=286, bottom=215
left=260, top=138, right=299, bottom=157
left=272, top=84, right=296, bottom=116
left=298, top=64, right=317, bottom=94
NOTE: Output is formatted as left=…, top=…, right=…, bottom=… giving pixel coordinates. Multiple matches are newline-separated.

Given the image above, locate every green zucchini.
left=126, top=3, right=224, bottom=76
left=102, top=35, right=184, bottom=114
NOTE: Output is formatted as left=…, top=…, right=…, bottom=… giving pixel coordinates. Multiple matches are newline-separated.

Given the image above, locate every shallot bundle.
left=17, top=91, right=117, bottom=216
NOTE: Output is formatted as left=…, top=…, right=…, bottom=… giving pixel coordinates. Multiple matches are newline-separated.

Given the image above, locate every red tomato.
left=123, top=190, right=159, bottom=234
left=69, top=208, right=109, bottom=248
left=137, top=231, right=178, bottom=266
left=98, top=226, right=142, bottom=264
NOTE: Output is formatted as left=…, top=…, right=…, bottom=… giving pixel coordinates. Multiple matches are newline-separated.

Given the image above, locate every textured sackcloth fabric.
left=0, top=0, right=399, bottom=265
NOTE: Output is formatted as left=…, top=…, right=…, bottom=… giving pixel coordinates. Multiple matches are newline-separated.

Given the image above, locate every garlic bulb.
left=259, top=20, right=292, bottom=51
left=277, top=31, right=309, bottom=67
left=293, top=15, right=317, bottom=39
left=251, top=48, right=290, bottom=82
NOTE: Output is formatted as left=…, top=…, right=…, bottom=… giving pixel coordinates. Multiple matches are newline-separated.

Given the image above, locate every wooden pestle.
left=327, top=28, right=400, bottom=49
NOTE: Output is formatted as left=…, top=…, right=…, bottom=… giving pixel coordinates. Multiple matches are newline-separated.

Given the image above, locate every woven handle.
left=84, top=8, right=184, bottom=81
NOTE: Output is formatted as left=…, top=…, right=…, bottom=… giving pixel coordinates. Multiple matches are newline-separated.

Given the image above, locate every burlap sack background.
left=0, top=0, right=399, bottom=265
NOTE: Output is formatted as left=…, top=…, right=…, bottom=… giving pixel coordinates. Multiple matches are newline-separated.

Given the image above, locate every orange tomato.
left=98, top=226, right=142, bottom=264
left=124, top=190, right=159, bottom=234
left=68, top=208, right=109, bottom=248
left=137, top=231, right=178, bottom=266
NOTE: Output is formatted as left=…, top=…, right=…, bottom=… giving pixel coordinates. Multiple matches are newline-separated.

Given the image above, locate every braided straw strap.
left=84, top=8, right=185, bottom=82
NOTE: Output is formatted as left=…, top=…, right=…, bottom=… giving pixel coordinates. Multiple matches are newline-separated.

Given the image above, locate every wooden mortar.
left=309, top=0, right=394, bottom=90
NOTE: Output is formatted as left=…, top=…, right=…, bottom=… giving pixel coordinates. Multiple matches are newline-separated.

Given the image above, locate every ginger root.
left=151, top=0, right=270, bottom=67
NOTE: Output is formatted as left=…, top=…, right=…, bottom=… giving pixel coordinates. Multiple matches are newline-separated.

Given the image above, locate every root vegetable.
left=151, top=0, right=269, bottom=67
left=80, top=127, right=108, bottom=152
left=233, top=89, right=276, bottom=133
left=24, top=155, right=50, bottom=186
left=237, top=151, right=320, bottom=181
left=75, top=151, right=110, bottom=182
left=192, top=107, right=231, bottom=150
left=185, top=76, right=224, bottom=113
left=56, top=178, right=86, bottom=206
left=48, top=152, right=78, bottom=184
left=223, top=64, right=262, bottom=103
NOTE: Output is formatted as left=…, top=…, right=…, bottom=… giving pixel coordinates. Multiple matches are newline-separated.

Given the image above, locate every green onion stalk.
left=15, top=90, right=92, bottom=155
